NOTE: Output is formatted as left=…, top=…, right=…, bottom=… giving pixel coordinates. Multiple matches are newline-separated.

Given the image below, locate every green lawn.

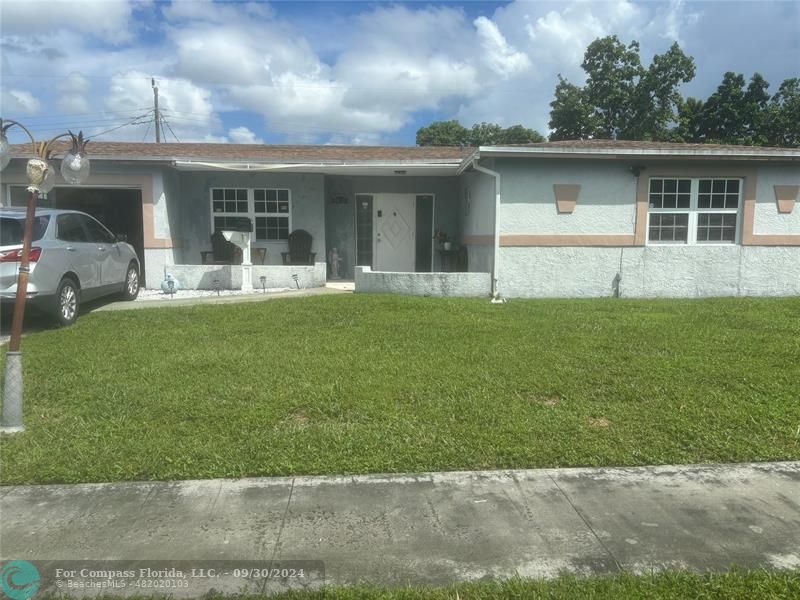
left=1, top=294, right=799, bottom=485
left=77, top=570, right=800, bottom=599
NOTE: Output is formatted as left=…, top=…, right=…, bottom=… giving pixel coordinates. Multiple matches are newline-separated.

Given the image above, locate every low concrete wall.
left=499, top=246, right=800, bottom=298
left=355, top=266, right=491, bottom=297
left=154, top=262, right=326, bottom=290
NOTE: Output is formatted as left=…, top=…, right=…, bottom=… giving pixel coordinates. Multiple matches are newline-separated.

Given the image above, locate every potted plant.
left=434, top=229, right=452, bottom=251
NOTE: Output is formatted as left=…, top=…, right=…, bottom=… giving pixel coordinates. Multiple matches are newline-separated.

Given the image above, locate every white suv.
left=0, top=208, right=140, bottom=325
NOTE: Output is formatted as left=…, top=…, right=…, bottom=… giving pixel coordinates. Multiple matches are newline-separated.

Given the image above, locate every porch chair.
left=281, top=229, right=316, bottom=265
left=201, top=230, right=242, bottom=265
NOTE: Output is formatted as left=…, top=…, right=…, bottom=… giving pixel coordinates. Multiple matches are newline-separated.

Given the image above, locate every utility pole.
left=152, top=78, right=161, bottom=143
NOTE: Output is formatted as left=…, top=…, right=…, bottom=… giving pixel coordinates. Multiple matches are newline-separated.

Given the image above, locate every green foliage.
left=1, top=295, right=798, bottom=485
left=415, top=120, right=470, bottom=146
left=766, top=78, right=800, bottom=147
left=417, top=120, right=544, bottom=146
left=671, top=96, right=706, bottom=143
left=628, top=42, right=696, bottom=139
left=469, top=122, right=504, bottom=145
left=549, top=36, right=694, bottom=141
left=152, top=569, right=800, bottom=599
left=549, top=36, right=797, bottom=147
left=581, top=36, right=645, bottom=138
left=549, top=76, right=596, bottom=141
left=673, top=72, right=799, bottom=146
left=499, top=124, right=545, bottom=144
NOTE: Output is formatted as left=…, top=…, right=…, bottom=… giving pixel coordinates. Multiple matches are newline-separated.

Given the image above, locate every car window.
left=82, top=215, right=116, bottom=244
left=0, top=216, right=50, bottom=245
left=56, top=214, right=88, bottom=242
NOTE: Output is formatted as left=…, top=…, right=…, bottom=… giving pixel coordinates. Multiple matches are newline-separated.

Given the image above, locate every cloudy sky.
left=1, top=0, right=797, bottom=146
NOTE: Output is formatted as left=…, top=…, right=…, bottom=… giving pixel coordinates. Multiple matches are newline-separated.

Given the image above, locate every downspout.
left=471, top=159, right=504, bottom=302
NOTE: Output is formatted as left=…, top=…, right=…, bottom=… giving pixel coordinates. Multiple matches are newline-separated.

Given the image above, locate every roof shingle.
left=10, top=141, right=472, bottom=163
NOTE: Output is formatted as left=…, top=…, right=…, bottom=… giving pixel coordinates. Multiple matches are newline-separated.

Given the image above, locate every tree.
left=743, top=73, right=771, bottom=145
left=549, top=76, right=595, bottom=141
left=581, top=36, right=644, bottom=138
left=701, top=72, right=748, bottom=143
left=416, top=120, right=469, bottom=146
left=766, top=78, right=800, bottom=147
left=416, top=120, right=545, bottom=146
left=548, top=36, right=694, bottom=141
left=626, top=42, right=695, bottom=139
left=672, top=97, right=706, bottom=143
left=498, top=124, right=545, bottom=144
left=469, top=122, right=504, bottom=145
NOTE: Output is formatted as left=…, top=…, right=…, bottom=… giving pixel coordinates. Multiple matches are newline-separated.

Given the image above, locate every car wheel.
left=122, top=262, right=140, bottom=301
left=54, top=277, right=80, bottom=326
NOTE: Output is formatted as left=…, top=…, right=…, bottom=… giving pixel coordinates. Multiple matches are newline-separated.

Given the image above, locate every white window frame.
left=646, top=177, right=743, bottom=246
left=253, top=188, right=292, bottom=242
left=209, top=187, right=292, bottom=243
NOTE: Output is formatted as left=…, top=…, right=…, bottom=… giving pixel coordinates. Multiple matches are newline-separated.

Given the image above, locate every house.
left=2, top=139, right=799, bottom=298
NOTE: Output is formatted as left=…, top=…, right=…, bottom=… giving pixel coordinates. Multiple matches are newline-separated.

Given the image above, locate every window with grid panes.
left=211, top=188, right=249, bottom=231
left=253, top=189, right=290, bottom=241
left=647, top=178, right=742, bottom=244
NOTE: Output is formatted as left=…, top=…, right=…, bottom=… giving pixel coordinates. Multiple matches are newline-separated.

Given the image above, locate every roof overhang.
left=171, top=160, right=462, bottom=176
left=458, top=145, right=800, bottom=173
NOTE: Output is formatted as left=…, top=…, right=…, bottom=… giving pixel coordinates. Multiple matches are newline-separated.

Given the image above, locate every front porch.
left=147, top=165, right=488, bottom=296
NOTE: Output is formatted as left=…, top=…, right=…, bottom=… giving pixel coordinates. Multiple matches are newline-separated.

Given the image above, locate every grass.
left=1, top=294, right=799, bottom=485
left=68, top=570, right=800, bottom=599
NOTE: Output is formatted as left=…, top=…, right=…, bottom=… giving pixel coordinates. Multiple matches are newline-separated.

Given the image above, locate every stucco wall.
left=497, top=158, right=637, bottom=235
left=143, top=248, right=174, bottom=288
left=753, top=163, right=800, bottom=235
left=499, top=246, right=800, bottom=298
left=458, top=168, right=496, bottom=274
left=355, top=266, right=490, bottom=297
left=165, top=262, right=326, bottom=290
left=174, top=171, right=326, bottom=267
left=325, top=175, right=460, bottom=277
left=491, top=157, right=799, bottom=298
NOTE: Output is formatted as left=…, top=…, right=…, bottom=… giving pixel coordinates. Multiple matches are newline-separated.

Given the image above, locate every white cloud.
left=227, top=126, right=263, bottom=144
left=104, top=71, right=219, bottom=141
left=2, top=89, right=42, bottom=114
left=56, top=72, right=91, bottom=113
left=474, top=16, right=531, bottom=78
left=0, top=0, right=137, bottom=43
left=0, top=0, right=796, bottom=144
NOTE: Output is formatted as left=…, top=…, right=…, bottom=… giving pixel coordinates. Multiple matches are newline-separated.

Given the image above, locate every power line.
left=0, top=71, right=536, bottom=95
left=160, top=113, right=383, bottom=138
left=87, top=113, right=154, bottom=140
left=160, top=114, right=181, bottom=143
left=0, top=107, right=153, bottom=123
left=141, top=120, right=152, bottom=142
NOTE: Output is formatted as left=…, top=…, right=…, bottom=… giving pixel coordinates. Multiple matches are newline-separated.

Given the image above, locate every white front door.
left=375, top=193, right=415, bottom=272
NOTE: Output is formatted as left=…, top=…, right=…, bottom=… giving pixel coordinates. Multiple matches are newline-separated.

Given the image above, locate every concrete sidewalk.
left=2, top=462, right=799, bottom=595
left=93, top=284, right=350, bottom=312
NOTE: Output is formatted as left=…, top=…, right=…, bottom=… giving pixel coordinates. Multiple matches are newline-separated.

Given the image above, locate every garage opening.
left=7, top=185, right=145, bottom=283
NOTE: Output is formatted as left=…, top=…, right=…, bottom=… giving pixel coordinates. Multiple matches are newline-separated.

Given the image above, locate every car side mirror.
left=115, top=233, right=127, bottom=243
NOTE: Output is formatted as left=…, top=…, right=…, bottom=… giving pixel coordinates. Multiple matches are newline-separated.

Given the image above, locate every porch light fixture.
left=0, top=119, right=91, bottom=433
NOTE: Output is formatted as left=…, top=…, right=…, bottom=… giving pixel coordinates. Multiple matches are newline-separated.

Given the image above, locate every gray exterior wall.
left=355, top=266, right=490, bottom=297
left=497, top=157, right=637, bottom=234
left=173, top=170, right=326, bottom=267
left=500, top=246, right=800, bottom=298
left=458, top=168, right=495, bottom=273
left=489, top=157, right=800, bottom=298
left=166, top=263, right=326, bottom=290
left=325, top=175, right=460, bottom=278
